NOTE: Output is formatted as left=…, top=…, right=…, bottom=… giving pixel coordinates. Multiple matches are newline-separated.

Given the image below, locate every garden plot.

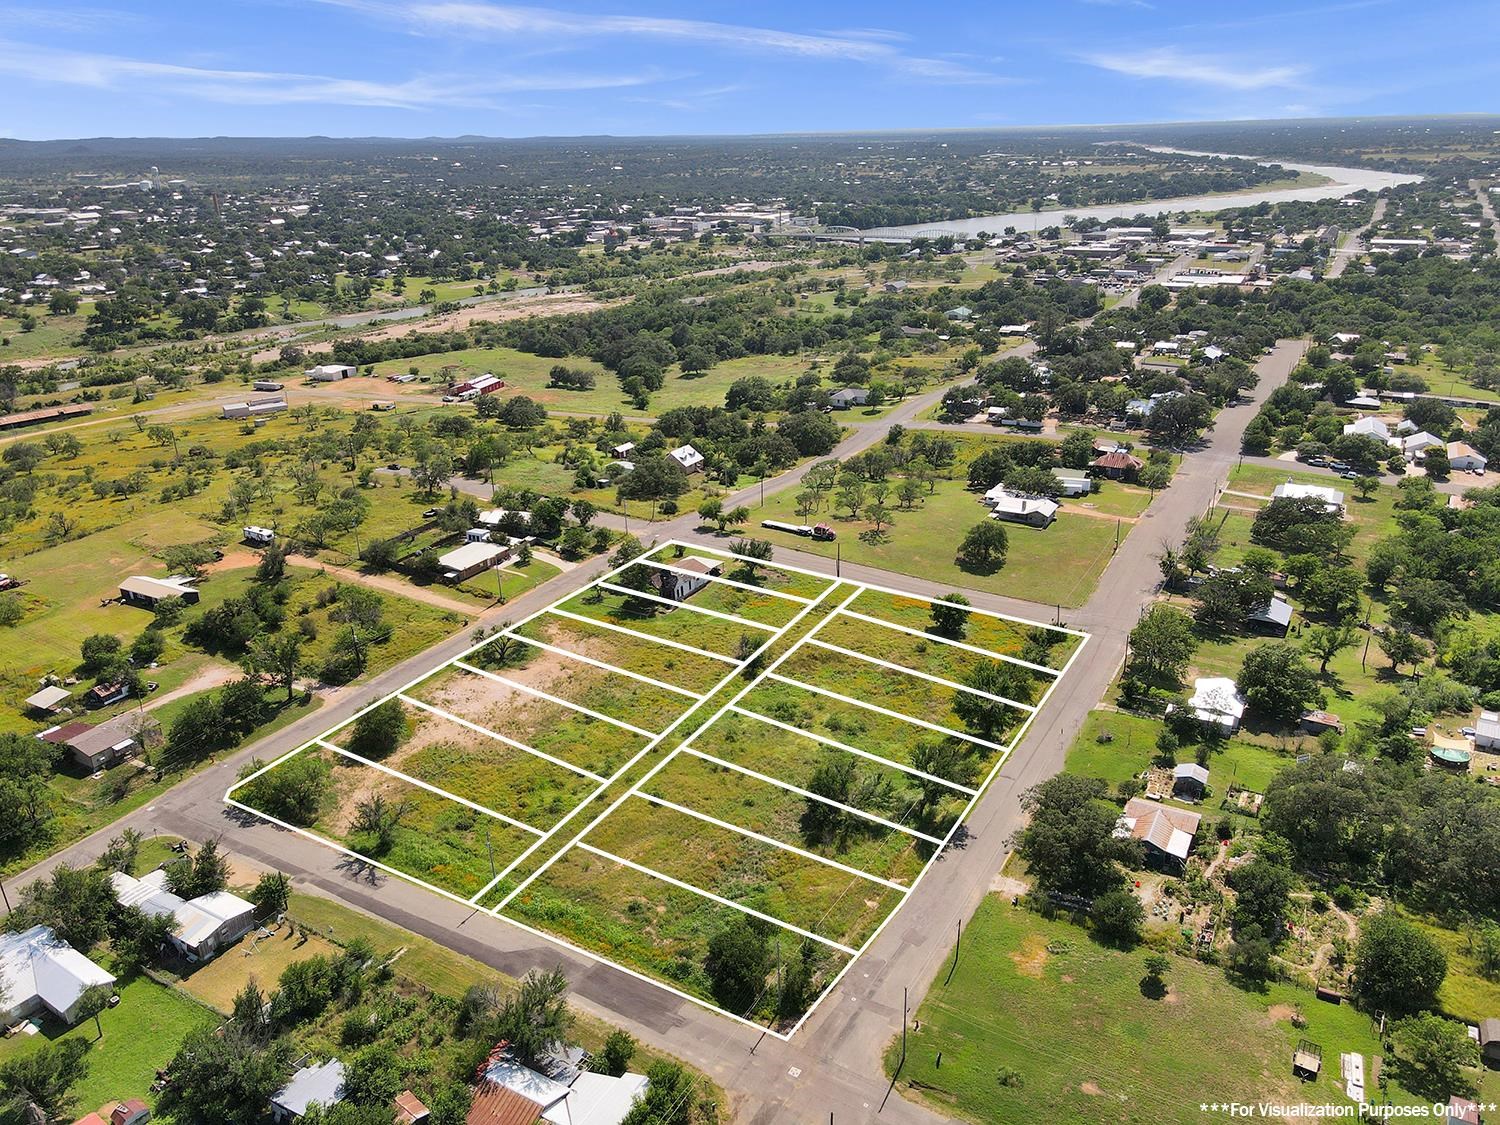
left=323, top=701, right=601, bottom=831
left=235, top=744, right=539, bottom=899
left=402, top=664, right=644, bottom=779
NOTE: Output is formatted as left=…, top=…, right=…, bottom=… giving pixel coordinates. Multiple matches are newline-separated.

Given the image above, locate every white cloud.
left=0, top=39, right=663, bottom=109
left=319, top=0, right=1012, bottom=84
left=1082, top=47, right=1305, bottom=90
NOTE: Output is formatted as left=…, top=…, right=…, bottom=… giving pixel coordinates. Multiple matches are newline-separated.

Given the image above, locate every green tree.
left=956, top=521, right=1008, bottom=573
left=493, top=967, right=573, bottom=1068
left=75, top=983, right=113, bottom=1039
left=1378, top=626, right=1425, bottom=676
left=621, top=1060, right=700, bottom=1125
left=705, top=917, right=769, bottom=1015
left=0, top=1037, right=91, bottom=1124
left=165, top=839, right=231, bottom=899
left=1356, top=913, right=1447, bottom=1016
left=1227, top=858, right=1295, bottom=939
left=1127, top=605, right=1198, bottom=687
left=952, top=660, right=1034, bottom=739
left=593, top=1031, right=636, bottom=1077
left=1092, top=888, right=1145, bottom=946
left=346, top=698, right=408, bottom=760
left=250, top=631, right=303, bottom=702
left=929, top=593, right=970, bottom=640
left=1013, top=774, right=1138, bottom=898
left=1390, top=1014, right=1479, bottom=1097
left=1303, top=623, right=1357, bottom=675
left=1238, top=642, right=1323, bottom=725
left=157, top=1026, right=293, bottom=1125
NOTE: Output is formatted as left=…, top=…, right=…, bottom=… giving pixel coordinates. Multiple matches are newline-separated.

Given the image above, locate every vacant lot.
left=513, top=610, right=735, bottom=693
left=889, top=898, right=1427, bottom=1124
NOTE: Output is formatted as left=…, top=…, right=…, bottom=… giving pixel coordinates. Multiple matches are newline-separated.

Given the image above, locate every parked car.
left=422, top=507, right=439, bottom=518
left=1340, top=471, right=1360, bottom=480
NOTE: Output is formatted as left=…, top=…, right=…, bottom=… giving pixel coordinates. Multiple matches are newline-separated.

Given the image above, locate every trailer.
left=761, top=520, right=837, bottom=541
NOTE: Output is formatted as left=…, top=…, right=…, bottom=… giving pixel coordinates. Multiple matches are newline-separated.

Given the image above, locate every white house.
left=1342, top=416, right=1390, bottom=441
left=1050, top=468, right=1092, bottom=497
left=983, top=486, right=1058, bottom=528
left=1187, top=676, right=1247, bottom=733
left=110, top=869, right=256, bottom=961
left=1399, top=431, right=1445, bottom=459
left=1271, top=480, right=1345, bottom=513
left=305, top=364, right=356, bottom=381
left=829, top=387, right=869, bottom=409
left=1475, top=710, right=1500, bottom=751
left=436, top=541, right=508, bottom=583
left=0, top=925, right=115, bottom=1025
left=1447, top=441, right=1488, bottom=472
left=668, top=444, right=705, bottom=473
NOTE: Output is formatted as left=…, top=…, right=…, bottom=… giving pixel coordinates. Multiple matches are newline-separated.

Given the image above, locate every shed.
left=394, top=1089, right=431, bottom=1124
left=1171, top=762, right=1209, bottom=801
left=305, top=364, right=356, bottom=381
left=24, top=685, right=71, bottom=713
left=110, top=1099, right=150, bottom=1125
left=1300, top=710, right=1344, bottom=735
left=1050, top=468, right=1092, bottom=497
left=1246, top=595, right=1293, bottom=637
left=1479, top=1018, right=1500, bottom=1064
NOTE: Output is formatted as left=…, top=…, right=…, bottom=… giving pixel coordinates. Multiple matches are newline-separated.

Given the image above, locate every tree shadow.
left=1139, top=974, right=1168, bottom=1000
left=335, top=853, right=388, bottom=888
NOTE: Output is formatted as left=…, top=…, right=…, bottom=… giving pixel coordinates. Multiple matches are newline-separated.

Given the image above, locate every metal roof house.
left=1116, top=798, right=1201, bottom=870
left=110, top=869, right=256, bottom=961
left=0, top=925, right=115, bottom=1026
left=1247, top=595, right=1294, bottom=637
left=119, top=574, right=200, bottom=607
left=829, top=387, right=869, bottom=409
left=1186, top=677, right=1247, bottom=733
left=982, top=486, right=1058, bottom=528
left=1271, top=480, right=1345, bottom=513
left=668, top=444, right=705, bottom=473
left=271, top=1059, right=346, bottom=1122
left=40, top=712, right=159, bottom=772
left=437, top=541, right=510, bottom=583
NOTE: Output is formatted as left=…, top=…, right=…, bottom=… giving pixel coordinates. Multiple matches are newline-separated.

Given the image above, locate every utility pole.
left=901, top=987, right=908, bottom=1067
left=835, top=542, right=841, bottom=578
left=485, top=827, right=495, bottom=877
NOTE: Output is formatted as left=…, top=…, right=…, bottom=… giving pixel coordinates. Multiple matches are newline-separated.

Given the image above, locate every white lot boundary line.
left=490, top=582, right=850, bottom=913
left=225, top=539, right=677, bottom=803
left=834, top=607, right=1062, bottom=678
left=314, top=739, right=547, bottom=838
left=576, top=842, right=859, bottom=956
left=223, top=792, right=490, bottom=911
left=802, top=636, right=1039, bottom=713
left=651, top=537, right=836, bottom=583
left=452, top=661, right=659, bottom=740
left=627, top=789, right=913, bottom=893
left=497, top=632, right=704, bottom=700
left=636, top=558, right=814, bottom=604
left=398, top=693, right=609, bottom=784
left=725, top=706, right=979, bottom=796
left=844, top=574, right=1089, bottom=642
left=765, top=672, right=1011, bottom=756
left=480, top=908, right=801, bottom=1042
left=544, top=607, right=741, bottom=664
left=780, top=627, right=1094, bottom=1039
left=677, top=745, right=946, bottom=846
left=594, top=580, right=779, bottom=632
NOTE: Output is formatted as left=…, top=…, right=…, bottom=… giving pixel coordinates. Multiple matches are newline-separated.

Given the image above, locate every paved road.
left=5, top=279, right=1303, bottom=1120
left=1325, top=198, right=1386, bottom=279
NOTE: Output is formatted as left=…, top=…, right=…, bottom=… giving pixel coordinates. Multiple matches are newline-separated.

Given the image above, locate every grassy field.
left=889, top=898, right=1430, bottom=1124
left=1067, top=709, right=1300, bottom=797
left=0, top=976, right=217, bottom=1117
left=843, top=587, right=1082, bottom=670
left=179, top=923, right=342, bottom=1011
left=513, top=611, right=735, bottom=693
left=752, top=476, right=1122, bottom=608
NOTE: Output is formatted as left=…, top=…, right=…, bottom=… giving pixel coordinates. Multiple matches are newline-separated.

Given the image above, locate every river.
left=856, top=145, right=1421, bottom=240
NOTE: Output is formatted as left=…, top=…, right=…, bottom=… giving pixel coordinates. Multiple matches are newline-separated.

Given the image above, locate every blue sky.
left=2, top=0, right=1496, bottom=139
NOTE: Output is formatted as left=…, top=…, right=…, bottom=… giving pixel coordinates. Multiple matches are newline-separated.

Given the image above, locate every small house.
left=1172, top=762, right=1209, bottom=802
left=0, top=925, right=116, bottom=1025
left=1447, top=442, right=1488, bottom=472
left=1448, top=1096, right=1481, bottom=1125
left=1300, top=710, right=1344, bottom=735
left=610, top=442, right=635, bottom=458
left=1271, top=480, right=1344, bottom=514
left=110, top=869, right=256, bottom=961
left=668, top=444, right=705, bottom=473
left=41, top=713, right=159, bottom=772
left=1478, top=1018, right=1500, bottom=1065
left=829, top=387, right=869, bottom=410
left=304, top=364, right=356, bottom=381
left=1090, top=451, right=1143, bottom=480
left=1246, top=595, right=1293, bottom=637
left=1050, top=468, right=1092, bottom=497
left=1399, top=431, right=1445, bottom=460
left=119, top=575, right=200, bottom=608
left=1342, top=416, right=1389, bottom=440
left=436, top=542, right=509, bottom=584
left=1116, top=798, right=1201, bottom=870
left=1187, top=677, right=1246, bottom=733
left=270, top=1059, right=346, bottom=1123
left=651, top=556, right=722, bottom=601
left=944, top=305, right=973, bottom=322
left=982, top=487, right=1058, bottom=528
